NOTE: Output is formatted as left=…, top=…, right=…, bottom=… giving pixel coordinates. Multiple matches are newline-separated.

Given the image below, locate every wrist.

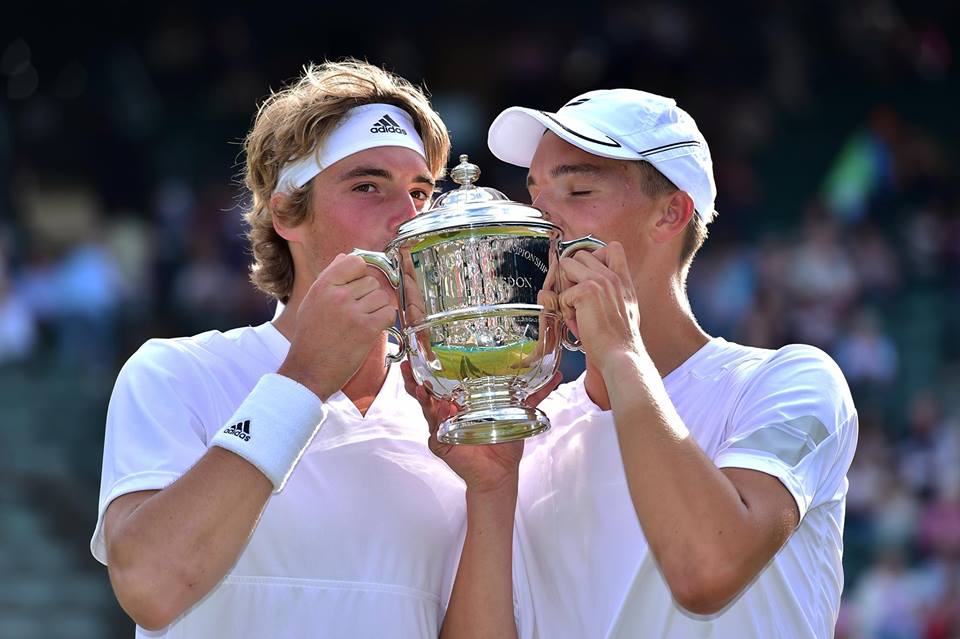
left=465, top=476, right=519, bottom=521
left=209, top=373, right=327, bottom=492
left=277, top=359, right=337, bottom=401
left=599, top=347, right=647, bottom=381
left=464, top=471, right=519, bottom=500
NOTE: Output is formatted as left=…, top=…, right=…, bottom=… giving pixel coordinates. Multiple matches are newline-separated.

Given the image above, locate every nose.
left=388, top=193, right=419, bottom=234
left=532, top=193, right=565, bottom=230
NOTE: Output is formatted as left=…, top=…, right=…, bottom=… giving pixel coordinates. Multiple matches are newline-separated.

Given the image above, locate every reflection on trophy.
left=353, top=155, right=603, bottom=444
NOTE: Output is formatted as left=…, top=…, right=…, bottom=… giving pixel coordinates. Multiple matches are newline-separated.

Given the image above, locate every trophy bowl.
left=353, top=155, right=603, bottom=444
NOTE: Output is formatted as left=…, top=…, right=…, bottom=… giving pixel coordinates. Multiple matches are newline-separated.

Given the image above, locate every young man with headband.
left=92, top=61, right=467, bottom=637
left=416, top=90, right=858, bottom=638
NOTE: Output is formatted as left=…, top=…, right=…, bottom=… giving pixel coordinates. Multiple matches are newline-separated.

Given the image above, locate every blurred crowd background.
left=2, top=3, right=958, bottom=637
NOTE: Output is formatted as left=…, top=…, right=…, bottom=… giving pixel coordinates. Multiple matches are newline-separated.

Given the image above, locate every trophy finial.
left=451, top=154, right=481, bottom=187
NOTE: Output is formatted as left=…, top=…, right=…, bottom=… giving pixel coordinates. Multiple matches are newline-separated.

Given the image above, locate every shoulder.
left=750, top=344, right=851, bottom=402
left=708, top=340, right=850, bottom=397
left=731, top=343, right=857, bottom=433
left=117, top=327, right=259, bottom=390
left=121, top=331, right=220, bottom=376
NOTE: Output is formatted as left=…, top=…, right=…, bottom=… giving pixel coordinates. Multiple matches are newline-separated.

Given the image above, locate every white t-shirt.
left=513, top=337, right=858, bottom=639
left=92, top=322, right=466, bottom=638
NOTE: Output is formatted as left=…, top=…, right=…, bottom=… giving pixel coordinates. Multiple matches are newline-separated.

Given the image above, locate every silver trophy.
left=353, top=155, right=603, bottom=444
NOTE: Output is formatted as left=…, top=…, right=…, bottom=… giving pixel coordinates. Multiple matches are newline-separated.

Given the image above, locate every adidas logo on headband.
left=273, top=103, right=426, bottom=195
left=370, top=114, right=408, bottom=135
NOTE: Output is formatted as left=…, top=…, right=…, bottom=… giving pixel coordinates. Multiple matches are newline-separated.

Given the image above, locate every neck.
left=272, top=281, right=390, bottom=416
left=583, top=273, right=710, bottom=410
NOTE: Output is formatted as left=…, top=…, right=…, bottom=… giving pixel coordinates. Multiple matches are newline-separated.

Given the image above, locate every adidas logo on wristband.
left=223, top=420, right=251, bottom=442
left=370, top=114, right=408, bottom=135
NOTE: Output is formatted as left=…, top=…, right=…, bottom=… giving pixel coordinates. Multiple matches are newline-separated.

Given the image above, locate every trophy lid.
left=391, top=154, right=556, bottom=245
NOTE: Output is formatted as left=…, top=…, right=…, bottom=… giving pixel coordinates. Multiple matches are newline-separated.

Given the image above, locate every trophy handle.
left=350, top=248, right=401, bottom=287
left=558, top=235, right=606, bottom=259
left=384, top=327, right=407, bottom=365
left=561, top=325, right=582, bottom=353
left=349, top=249, right=407, bottom=365
left=557, top=236, right=606, bottom=352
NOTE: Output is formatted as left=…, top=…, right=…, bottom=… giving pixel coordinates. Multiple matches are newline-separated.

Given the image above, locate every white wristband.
left=210, top=373, right=327, bottom=492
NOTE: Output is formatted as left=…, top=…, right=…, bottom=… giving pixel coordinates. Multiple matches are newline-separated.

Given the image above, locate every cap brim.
left=488, top=106, right=640, bottom=168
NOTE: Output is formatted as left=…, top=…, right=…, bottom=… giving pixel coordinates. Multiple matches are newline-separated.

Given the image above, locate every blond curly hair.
left=242, top=60, right=451, bottom=302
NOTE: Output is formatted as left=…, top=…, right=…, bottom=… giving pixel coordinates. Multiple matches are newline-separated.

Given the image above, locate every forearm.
left=602, top=350, right=763, bottom=608
left=107, top=447, right=272, bottom=628
left=441, top=479, right=520, bottom=639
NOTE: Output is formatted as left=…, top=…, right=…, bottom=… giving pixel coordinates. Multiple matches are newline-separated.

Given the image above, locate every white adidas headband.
left=273, top=103, right=427, bottom=195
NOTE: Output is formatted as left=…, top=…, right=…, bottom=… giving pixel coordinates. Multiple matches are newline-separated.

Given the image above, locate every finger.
left=370, top=305, right=398, bottom=329
left=559, top=256, right=601, bottom=284
left=356, top=287, right=395, bottom=313
left=565, top=252, right=619, bottom=284
left=543, top=264, right=557, bottom=292
left=536, top=289, right=560, bottom=312
left=572, top=248, right=606, bottom=267
left=559, top=264, right=574, bottom=298
left=440, top=399, right=459, bottom=421
left=404, top=364, right=449, bottom=432
left=426, top=413, right=450, bottom=457
left=572, top=249, right=614, bottom=277
left=345, top=275, right=383, bottom=300
left=412, top=382, right=444, bottom=428
left=560, top=284, right=578, bottom=326
left=416, top=387, right=443, bottom=434
left=325, top=253, right=372, bottom=285
left=559, top=280, right=606, bottom=312
left=572, top=251, right=619, bottom=284
left=423, top=394, right=457, bottom=435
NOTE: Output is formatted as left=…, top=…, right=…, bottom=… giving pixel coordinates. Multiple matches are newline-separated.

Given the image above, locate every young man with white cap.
left=92, top=61, right=468, bottom=638
left=424, top=90, right=858, bottom=638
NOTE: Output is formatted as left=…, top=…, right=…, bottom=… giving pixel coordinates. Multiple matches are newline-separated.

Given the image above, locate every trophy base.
left=437, top=405, right=550, bottom=445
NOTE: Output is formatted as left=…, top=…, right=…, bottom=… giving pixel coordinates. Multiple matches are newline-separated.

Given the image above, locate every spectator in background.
left=689, top=239, right=757, bottom=336
left=0, top=248, right=36, bottom=364
left=899, top=392, right=947, bottom=501
left=850, top=222, right=901, bottom=300
left=53, top=235, right=124, bottom=368
left=834, top=309, right=898, bottom=388
left=786, top=209, right=859, bottom=346
left=851, top=547, right=927, bottom=639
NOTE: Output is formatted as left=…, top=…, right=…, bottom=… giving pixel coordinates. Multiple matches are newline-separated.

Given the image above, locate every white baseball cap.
left=488, top=88, right=717, bottom=223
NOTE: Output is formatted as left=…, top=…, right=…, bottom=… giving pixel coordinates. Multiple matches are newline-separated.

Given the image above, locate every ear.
left=650, top=191, right=695, bottom=244
left=270, top=193, right=303, bottom=244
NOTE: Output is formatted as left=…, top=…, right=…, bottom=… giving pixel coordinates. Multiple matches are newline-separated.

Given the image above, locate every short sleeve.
left=714, top=344, right=858, bottom=522
left=90, top=339, right=212, bottom=564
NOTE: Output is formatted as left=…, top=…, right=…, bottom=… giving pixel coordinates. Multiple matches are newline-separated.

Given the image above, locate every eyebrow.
left=526, top=163, right=605, bottom=188
left=338, top=165, right=435, bottom=187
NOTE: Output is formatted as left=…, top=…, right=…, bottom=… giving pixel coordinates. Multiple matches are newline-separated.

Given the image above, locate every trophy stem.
left=437, top=379, right=551, bottom=445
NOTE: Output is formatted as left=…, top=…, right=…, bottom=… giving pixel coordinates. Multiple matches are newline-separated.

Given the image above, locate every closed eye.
left=570, top=190, right=593, bottom=196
